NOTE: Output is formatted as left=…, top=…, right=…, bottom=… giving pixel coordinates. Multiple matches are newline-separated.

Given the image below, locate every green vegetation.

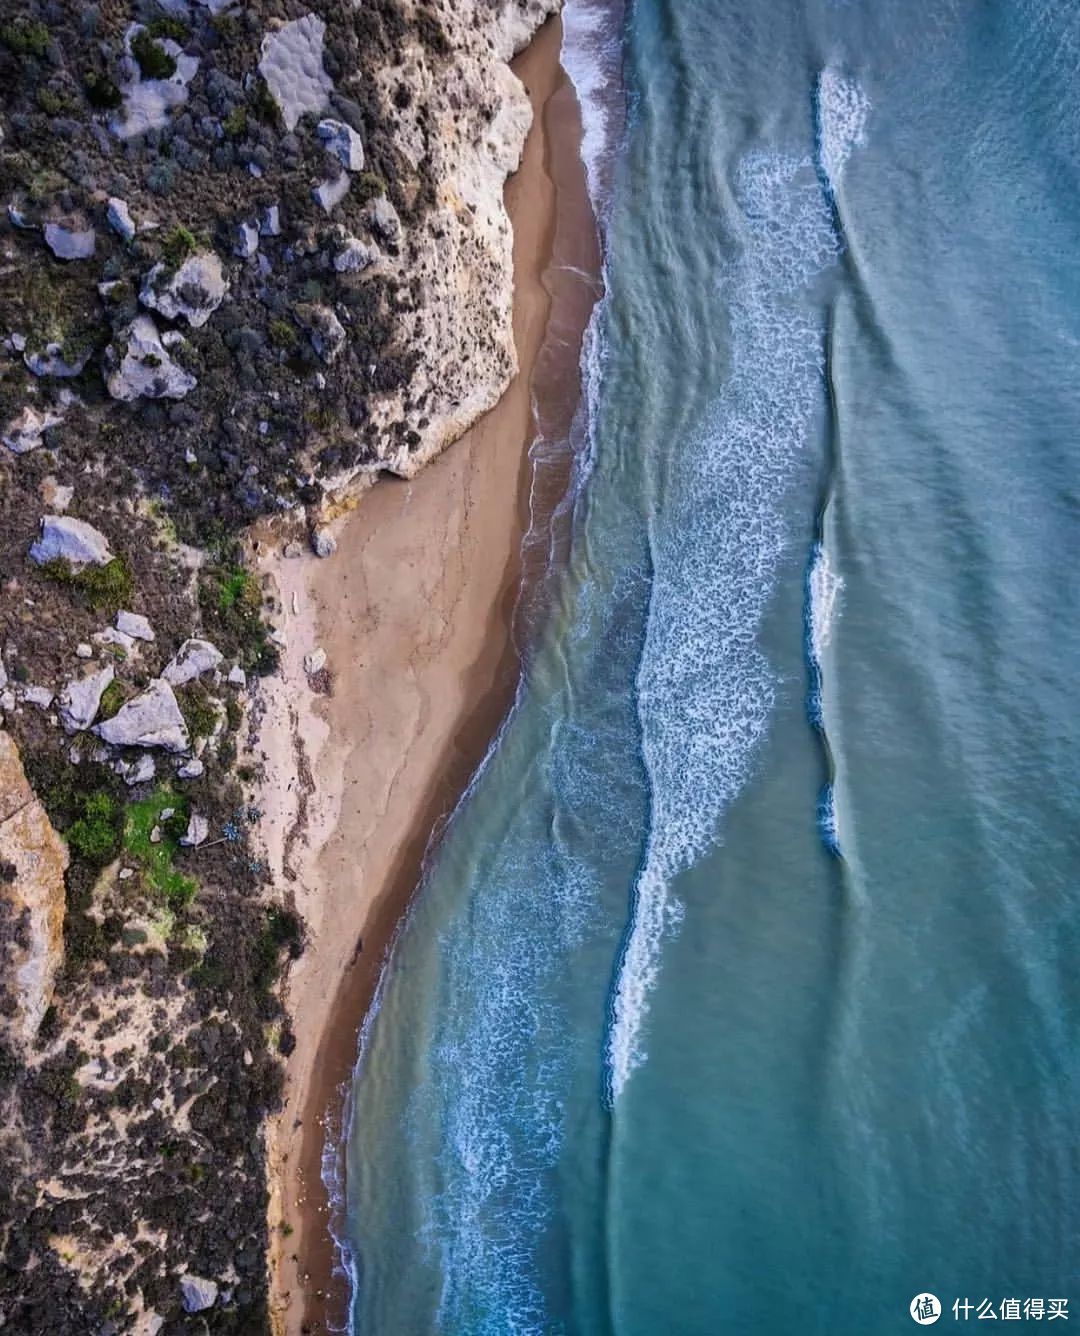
left=162, top=224, right=197, bottom=268
left=268, top=319, right=299, bottom=352
left=147, top=16, right=189, bottom=43
left=356, top=171, right=389, bottom=205
left=251, top=76, right=282, bottom=128
left=1, top=18, right=50, bottom=58
left=131, top=29, right=177, bottom=81
left=97, top=679, right=128, bottom=722
left=222, top=106, right=247, bottom=137
left=83, top=71, right=122, bottom=110
left=199, top=557, right=278, bottom=674
left=41, top=556, right=134, bottom=615
left=123, top=787, right=197, bottom=908
left=177, top=682, right=219, bottom=741
left=37, top=85, right=76, bottom=116
left=66, top=791, right=122, bottom=867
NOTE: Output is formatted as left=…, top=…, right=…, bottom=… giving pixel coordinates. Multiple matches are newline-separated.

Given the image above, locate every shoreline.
left=259, top=16, right=601, bottom=1334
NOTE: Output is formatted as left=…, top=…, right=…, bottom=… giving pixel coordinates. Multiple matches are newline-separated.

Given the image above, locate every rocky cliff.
left=0, top=0, right=560, bottom=1329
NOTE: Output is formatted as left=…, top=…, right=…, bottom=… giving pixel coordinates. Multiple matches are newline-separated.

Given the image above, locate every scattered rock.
left=180, top=1274, right=218, bottom=1313
left=366, top=196, right=401, bottom=245
left=118, top=867, right=135, bottom=881
left=176, top=757, right=204, bottom=780
left=116, top=611, right=155, bottom=642
left=58, top=663, right=114, bottom=734
left=75, top=643, right=93, bottom=659
left=227, top=665, right=247, bottom=687
left=162, top=638, right=223, bottom=687
left=140, top=253, right=228, bottom=328
left=312, top=528, right=337, bottom=558
left=180, top=813, right=209, bottom=848
left=22, top=686, right=54, bottom=711
left=116, top=753, right=155, bottom=786
left=106, top=316, right=197, bottom=402
left=283, top=540, right=303, bottom=558
left=334, top=237, right=379, bottom=274
left=43, top=219, right=96, bottom=261
left=94, top=678, right=190, bottom=753
left=149, top=825, right=162, bottom=845
left=296, top=303, right=345, bottom=364
left=110, top=32, right=200, bottom=140
left=259, top=15, right=332, bottom=133
left=40, top=477, right=73, bottom=512
left=259, top=204, right=281, bottom=237
left=234, top=220, right=259, bottom=259
left=303, top=648, right=327, bottom=676
left=107, top=198, right=136, bottom=242
left=94, top=627, right=136, bottom=654
left=3, top=405, right=64, bottom=454
left=312, top=174, right=349, bottom=214
left=29, top=515, right=114, bottom=569
left=317, top=119, right=364, bottom=171
left=24, top=342, right=92, bottom=379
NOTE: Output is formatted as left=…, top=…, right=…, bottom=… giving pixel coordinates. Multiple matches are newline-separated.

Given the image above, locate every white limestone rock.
left=110, top=29, right=200, bottom=140
left=180, top=1274, right=218, bottom=1313
left=3, top=405, right=63, bottom=454
left=163, top=638, right=224, bottom=686
left=140, top=253, right=228, bottom=328
left=44, top=221, right=95, bottom=260
left=29, top=515, right=114, bottom=569
left=117, top=753, right=156, bottom=786
left=296, top=304, right=345, bottom=364
left=227, top=665, right=247, bottom=687
left=333, top=237, right=379, bottom=274
left=365, top=196, right=401, bottom=244
left=58, top=664, right=114, bottom=734
left=303, top=648, right=326, bottom=675
left=258, top=15, right=332, bottom=133
left=312, top=528, right=336, bottom=558
left=116, top=611, right=155, bottom=642
left=106, top=316, right=197, bottom=402
left=21, top=686, right=54, bottom=710
left=317, top=119, right=364, bottom=171
left=312, top=173, right=349, bottom=214
left=94, top=627, right=136, bottom=653
left=24, top=343, right=92, bottom=379
left=94, top=679, right=189, bottom=753
left=259, top=204, right=281, bottom=237
left=107, top=198, right=137, bottom=242
left=179, top=813, right=209, bottom=848
left=234, top=220, right=259, bottom=259
left=176, top=756, right=204, bottom=780
left=75, top=643, right=93, bottom=660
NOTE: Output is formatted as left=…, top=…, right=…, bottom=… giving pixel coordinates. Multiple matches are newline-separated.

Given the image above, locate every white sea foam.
left=808, top=541, right=844, bottom=664
left=818, top=783, right=842, bottom=856
left=816, top=67, right=871, bottom=197
left=605, top=136, right=866, bottom=1102
left=561, top=0, right=626, bottom=223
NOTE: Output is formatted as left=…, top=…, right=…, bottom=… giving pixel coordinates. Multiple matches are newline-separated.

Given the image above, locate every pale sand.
left=255, top=17, right=598, bottom=1334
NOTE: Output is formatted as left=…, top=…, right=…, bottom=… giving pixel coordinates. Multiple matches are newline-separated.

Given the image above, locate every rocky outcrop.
left=139, top=254, right=228, bottom=329
left=162, top=638, right=223, bottom=687
left=58, top=663, right=114, bottom=734
left=29, top=516, right=114, bottom=569
left=0, top=732, right=67, bottom=1048
left=105, top=316, right=197, bottom=402
left=94, top=679, right=189, bottom=753
left=259, top=15, right=333, bottom=132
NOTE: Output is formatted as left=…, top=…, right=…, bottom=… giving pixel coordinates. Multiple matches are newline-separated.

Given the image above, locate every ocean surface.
left=337, top=0, right=1080, bottom=1330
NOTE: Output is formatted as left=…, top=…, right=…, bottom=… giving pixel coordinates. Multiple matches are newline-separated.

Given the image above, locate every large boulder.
left=140, top=253, right=228, bottom=328
left=93, top=679, right=189, bottom=753
left=29, top=516, right=114, bottom=569
left=0, top=732, right=67, bottom=1047
left=179, top=1274, right=218, bottom=1313
left=295, top=303, right=345, bottom=364
left=259, top=15, right=332, bottom=132
left=106, top=316, right=197, bottom=402
left=162, top=638, right=223, bottom=687
left=317, top=119, right=364, bottom=171
left=58, top=663, right=114, bottom=734
left=43, top=220, right=96, bottom=261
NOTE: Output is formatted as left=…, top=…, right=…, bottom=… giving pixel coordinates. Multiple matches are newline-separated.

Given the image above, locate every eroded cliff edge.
left=0, top=0, right=559, bottom=1329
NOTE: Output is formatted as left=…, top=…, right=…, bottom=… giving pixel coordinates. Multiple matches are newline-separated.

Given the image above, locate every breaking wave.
left=605, top=78, right=869, bottom=1103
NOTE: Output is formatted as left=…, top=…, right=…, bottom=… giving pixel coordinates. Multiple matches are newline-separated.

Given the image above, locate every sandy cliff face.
left=331, top=0, right=562, bottom=486
left=0, top=731, right=67, bottom=1048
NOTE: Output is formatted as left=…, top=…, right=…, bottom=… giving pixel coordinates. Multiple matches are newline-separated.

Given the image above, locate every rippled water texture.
left=342, top=2, right=1080, bottom=1331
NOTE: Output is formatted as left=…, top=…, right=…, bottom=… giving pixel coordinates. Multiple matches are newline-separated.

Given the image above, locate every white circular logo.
left=910, top=1294, right=941, bottom=1325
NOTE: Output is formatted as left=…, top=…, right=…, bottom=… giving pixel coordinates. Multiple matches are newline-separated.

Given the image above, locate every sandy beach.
left=256, top=16, right=599, bottom=1334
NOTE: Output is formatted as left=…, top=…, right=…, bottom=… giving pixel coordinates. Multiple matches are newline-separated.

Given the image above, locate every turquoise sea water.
left=339, top=1, right=1080, bottom=1331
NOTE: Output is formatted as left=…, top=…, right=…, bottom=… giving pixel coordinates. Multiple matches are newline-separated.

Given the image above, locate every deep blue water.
left=339, top=1, right=1080, bottom=1330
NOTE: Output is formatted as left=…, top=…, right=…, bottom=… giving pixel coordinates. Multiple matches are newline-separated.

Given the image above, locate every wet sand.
left=260, top=16, right=600, bottom=1333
